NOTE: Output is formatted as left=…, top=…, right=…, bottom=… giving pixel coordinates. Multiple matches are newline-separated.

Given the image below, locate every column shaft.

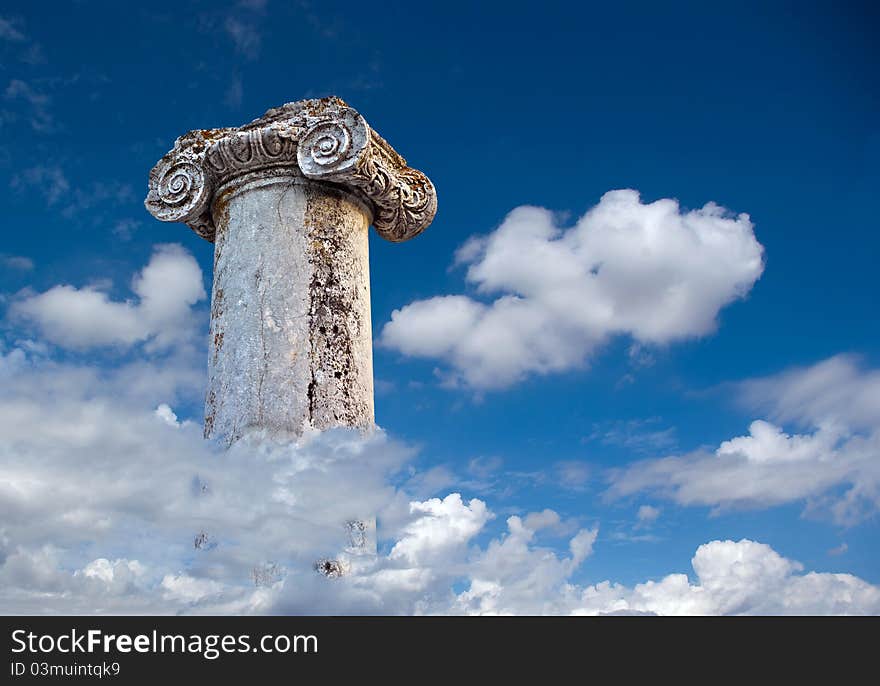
left=205, top=169, right=374, bottom=444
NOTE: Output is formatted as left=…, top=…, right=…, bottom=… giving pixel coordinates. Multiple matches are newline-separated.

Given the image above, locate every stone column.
left=145, top=97, right=437, bottom=446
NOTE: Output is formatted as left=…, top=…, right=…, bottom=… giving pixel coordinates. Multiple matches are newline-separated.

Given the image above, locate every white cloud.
left=10, top=164, right=69, bottom=205
left=160, top=573, right=226, bottom=603
left=739, top=354, right=880, bottom=432
left=1, top=254, right=33, bottom=271
left=0, top=16, right=42, bottom=64
left=0, top=17, right=26, bottom=42
left=223, top=16, right=261, bottom=58
left=60, top=179, right=134, bottom=218
left=390, top=494, right=491, bottom=567
left=636, top=505, right=661, bottom=525
left=225, top=73, right=244, bottom=108
left=717, top=420, right=842, bottom=464
left=522, top=509, right=561, bottom=532
left=0, top=343, right=876, bottom=616
left=0, top=338, right=415, bottom=613
left=467, top=456, right=503, bottom=479
left=10, top=244, right=206, bottom=350
left=1, top=271, right=876, bottom=615
left=0, top=348, right=26, bottom=377
left=154, top=403, right=182, bottom=427
left=77, top=558, right=148, bottom=598
left=380, top=190, right=764, bottom=389
left=112, top=218, right=141, bottom=240
left=587, top=418, right=677, bottom=453
left=608, top=356, right=880, bottom=524
left=3, top=79, right=54, bottom=132
left=554, top=460, right=591, bottom=491
left=574, top=539, right=880, bottom=616
left=828, top=542, right=848, bottom=557
left=10, top=164, right=134, bottom=217
left=403, top=464, right=459, bottom=499
left=453, top=517, right=598, bottom=615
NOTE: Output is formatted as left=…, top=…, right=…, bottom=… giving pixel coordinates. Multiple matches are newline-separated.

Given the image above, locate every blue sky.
left=0, top=1, right=878, bottom=613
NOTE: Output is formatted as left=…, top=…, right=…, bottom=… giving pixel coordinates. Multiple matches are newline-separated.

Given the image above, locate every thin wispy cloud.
left=10, top=164, right=134, bottom=223
left=223, top=16, right=262, bottom=58
left=112, top=218, right=141, bottom=241
left=0, top=16, right=26, bottom=42
left=585, top=418, right=678, bottom=454
left=554, top=461, right=592, bottom=492
left=199, top=0, right=268, bottom=61
left=636, top=504, right=661, bottom=527
left=10, top=164, right=70, bottom=206
left=0, top=254, right=34, bottom=271
left=607, top=356, right=880, bottom=525
left=0, top=15, right=44, bottom=63
left=225, top=73, right=244, bottom=108
left=3, top=79, right=55, bottom=132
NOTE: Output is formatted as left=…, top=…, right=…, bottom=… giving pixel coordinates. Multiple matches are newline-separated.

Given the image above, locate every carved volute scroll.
left=145, top=97, right=437, bottom=243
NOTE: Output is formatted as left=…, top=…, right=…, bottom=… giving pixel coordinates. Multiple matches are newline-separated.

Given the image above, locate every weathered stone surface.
left=206, top=170, right=373, bottom=443
left=145, top=96, right=437, bottom=244
left=144, top=97, right=437, bottom=443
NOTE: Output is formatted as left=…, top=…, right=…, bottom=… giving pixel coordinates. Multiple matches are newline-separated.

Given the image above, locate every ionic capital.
left=145, top=96, right=437, bottom=242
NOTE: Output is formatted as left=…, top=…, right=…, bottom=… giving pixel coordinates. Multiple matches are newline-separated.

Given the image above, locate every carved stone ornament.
left=145, top=96, right=437, bottom=243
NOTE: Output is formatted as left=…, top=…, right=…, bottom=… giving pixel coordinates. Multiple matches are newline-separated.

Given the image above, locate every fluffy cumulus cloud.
left=1, top=250, right=877, bottom=615
left=608, top=355, right=880, bottom=524
left=0, top=338, right=876, bottom=615
left=10, top=244, right=206, bottom=350
left=389, top=494, right=491, bottom=567
left=739, top=354, right=880, bottom=431
left=452, top=517, right=598, bottom=615
left=380, top=190, right=764, bottom=388
left=0, top=338, right=414, bottom=614
left=575, top=539, right=880, bottom=616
